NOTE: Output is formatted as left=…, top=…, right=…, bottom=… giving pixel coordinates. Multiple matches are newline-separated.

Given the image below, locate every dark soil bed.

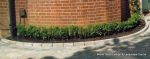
left=7, top=19, right=146, bottom=43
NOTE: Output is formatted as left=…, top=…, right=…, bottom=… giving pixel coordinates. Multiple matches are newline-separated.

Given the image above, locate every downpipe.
left=8, top=0, right=17, bottom=38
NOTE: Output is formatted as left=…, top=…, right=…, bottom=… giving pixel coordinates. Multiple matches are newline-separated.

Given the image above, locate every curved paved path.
left=0, top=16, right=150, bottom=59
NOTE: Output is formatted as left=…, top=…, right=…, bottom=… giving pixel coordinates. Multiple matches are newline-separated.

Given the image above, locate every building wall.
left=26, top=0, right=121, bottom=26
left=0, top=0, right=130, bottom=36
left=106, top=0, right=121, bottom=22
left=0, top=0, right=9, bottom=37
left=1, top=0, right=123, bottom=26
left=15, top=0, right=122, bottom=26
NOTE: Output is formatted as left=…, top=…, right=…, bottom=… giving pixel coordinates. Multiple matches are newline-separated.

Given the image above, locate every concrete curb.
left=0, top=17, right=149, bottom=49
left=119, top=17, right=149, bottom=39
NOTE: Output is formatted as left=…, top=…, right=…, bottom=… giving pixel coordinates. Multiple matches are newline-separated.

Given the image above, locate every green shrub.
left=17, top=13, right=140, bottom=40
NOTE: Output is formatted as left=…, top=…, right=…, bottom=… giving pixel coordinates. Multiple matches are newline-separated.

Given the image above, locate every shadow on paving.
left=40, top=36, right=150, bottom=59
left=112, top=38, right=150, bottom=59
left=40, top=56, right=57, bottom=59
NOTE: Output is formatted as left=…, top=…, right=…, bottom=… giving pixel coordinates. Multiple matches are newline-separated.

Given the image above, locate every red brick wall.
left=0, top=0, right=8, bottom=29
left=25, top=0, right=122, bottom=26
left=0, top=0, right=9, bottom=36
left=0, top=0, right=130, bottom=27
left=106, top=0, right=121, bottom=22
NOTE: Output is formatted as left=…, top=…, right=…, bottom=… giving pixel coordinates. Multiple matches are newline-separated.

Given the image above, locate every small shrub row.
left=17, top=13, right=140, bottom=40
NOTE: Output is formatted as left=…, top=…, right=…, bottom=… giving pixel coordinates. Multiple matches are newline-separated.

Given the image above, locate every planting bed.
left=7, top=14, right=145, bottom=43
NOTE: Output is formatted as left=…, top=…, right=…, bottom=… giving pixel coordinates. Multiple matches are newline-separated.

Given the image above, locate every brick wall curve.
left=26, top=0, right=121, bottom=26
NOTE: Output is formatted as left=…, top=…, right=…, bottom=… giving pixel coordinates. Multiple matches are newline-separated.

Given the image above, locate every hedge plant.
left=17, top=13, right=140, bottom=40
